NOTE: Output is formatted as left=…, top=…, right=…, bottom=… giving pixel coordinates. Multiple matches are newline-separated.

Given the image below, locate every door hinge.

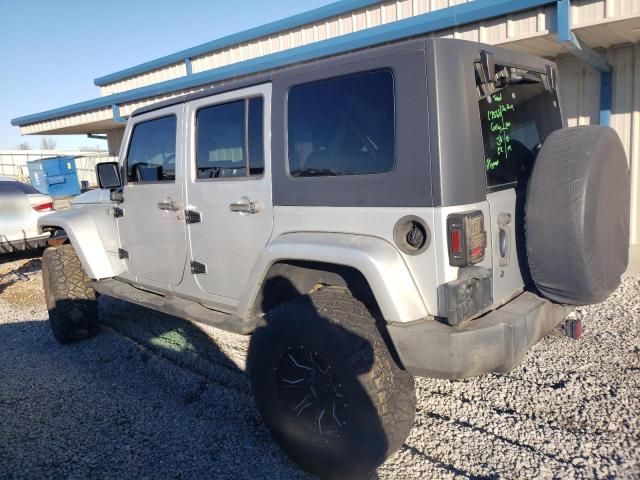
left=113, top=206, right=124, bottom=218
left=190, top=260, right=207, bottom=274
left=118, top=248, right=129, bottom=259
left=185, top=210, right=201, bottom=224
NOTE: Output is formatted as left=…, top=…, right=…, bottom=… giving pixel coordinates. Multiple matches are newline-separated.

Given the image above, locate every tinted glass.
left=248, top=97, right=264, bottom=176
left=288, top=70, right=395, bottom=177
left=196, top=101, right=245, bottom=179
left=196, top=98, right=264, bottom=179
left=477, top=66, right=562, bottom=190
left=0, top=181, right=39, bottom=195
left=96, top=163, right=121, bottom=189
left=126, top=115, right=177, bottom=182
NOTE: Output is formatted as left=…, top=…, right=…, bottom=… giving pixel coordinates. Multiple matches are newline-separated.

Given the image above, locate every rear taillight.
left=33, top=202, right=53, bottom=212
left=447, top=211, right=486, bottom=267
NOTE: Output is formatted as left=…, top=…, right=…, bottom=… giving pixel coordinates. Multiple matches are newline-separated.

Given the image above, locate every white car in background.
left=0, top=176, right=53, bottom=253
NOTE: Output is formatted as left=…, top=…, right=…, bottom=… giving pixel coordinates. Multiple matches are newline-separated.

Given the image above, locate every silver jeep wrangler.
left=39, top=38, right=630, bottom=479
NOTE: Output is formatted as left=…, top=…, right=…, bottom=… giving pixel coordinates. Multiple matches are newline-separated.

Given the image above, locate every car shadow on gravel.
left=92, top=281, right=386, bottom=480
left=0, top=247, right=44, bottom=265
left=1, top=304, right=314, bottom=479
left=0, top=256, right=42, bottom=296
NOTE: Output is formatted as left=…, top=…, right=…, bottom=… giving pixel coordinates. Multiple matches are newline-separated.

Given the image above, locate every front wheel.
left=41, top=244, right=99, bottom=344
left=247, top=286, right=415, bottom=479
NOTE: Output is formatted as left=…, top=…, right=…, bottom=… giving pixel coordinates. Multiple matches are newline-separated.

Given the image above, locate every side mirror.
left=96, top=162, right=121, bottom=190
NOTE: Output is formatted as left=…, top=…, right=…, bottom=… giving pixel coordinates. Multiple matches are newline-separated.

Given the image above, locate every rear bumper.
left=387, top=292, right=572, bottom=379
left=0, top=235, right=49, bottom=253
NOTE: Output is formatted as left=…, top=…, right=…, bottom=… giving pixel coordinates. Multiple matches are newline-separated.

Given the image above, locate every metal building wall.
left=19, top=1, right=640, bottom=136
left=106, top=128, right=125, bottom=156
left=556, top=43, right=640, bottom=244
left=95, top=0, right=640, bottom=97
left=98, top=0, right=475, bottom=96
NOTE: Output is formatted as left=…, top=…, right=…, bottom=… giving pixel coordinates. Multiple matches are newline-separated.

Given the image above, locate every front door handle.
left=229, top=196, right=259, bottom=214
left=157, top=199, right=180, bottom=211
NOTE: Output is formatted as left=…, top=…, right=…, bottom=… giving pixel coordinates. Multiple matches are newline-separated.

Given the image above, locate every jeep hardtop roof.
left=131, top=38, right=556, bottom=118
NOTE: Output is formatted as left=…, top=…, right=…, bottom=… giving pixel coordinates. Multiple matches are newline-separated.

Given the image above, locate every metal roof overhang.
left=92, top=0, right=388, bottom=87
left=12, top=0, right=640, bottom=135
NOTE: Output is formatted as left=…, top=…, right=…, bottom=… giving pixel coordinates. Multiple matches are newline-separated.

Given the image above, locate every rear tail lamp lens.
left=447, top=211, right=486, bottom=266
left=33, top=202, right=53, bottom=212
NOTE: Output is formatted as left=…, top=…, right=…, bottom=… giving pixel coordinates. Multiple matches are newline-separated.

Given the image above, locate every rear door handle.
left=157, top=199, right=179, bottom=211
left=229, top=196, right=259, bottom=214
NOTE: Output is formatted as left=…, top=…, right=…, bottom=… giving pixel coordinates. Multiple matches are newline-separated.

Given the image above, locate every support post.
left=111, top=105, right=127, bottom=124
left=557, top=0, right=612, bottom=125
left=599, top=70, right=612, bottom=126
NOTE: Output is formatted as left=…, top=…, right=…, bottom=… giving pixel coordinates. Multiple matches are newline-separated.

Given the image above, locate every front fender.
left=38, top=208, right=123, bottom=280
left=238, top=232, right=429, bottom=323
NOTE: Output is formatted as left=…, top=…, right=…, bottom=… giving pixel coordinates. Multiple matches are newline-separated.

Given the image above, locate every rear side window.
left=195, top=97, right=264, bottom=179
left=287, top=70, right=395, bottom=177
left=126, top=115, right=177, bottom=182
left=0, top=181, right=39, bottom=195
left=476, top=65, right=562, bottom=190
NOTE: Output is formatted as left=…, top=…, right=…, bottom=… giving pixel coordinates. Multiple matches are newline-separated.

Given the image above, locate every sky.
left=0, top=0, right=334, bottom=151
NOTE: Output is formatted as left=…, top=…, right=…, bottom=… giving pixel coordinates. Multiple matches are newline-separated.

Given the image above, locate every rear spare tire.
left=42, top=244, right=99, bottom=343
left=525, top=125, right=630, bottom=305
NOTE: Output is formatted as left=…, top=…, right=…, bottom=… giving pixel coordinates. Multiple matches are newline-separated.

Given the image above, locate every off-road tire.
left=247, top=286, right=416, bottom=479
left=41, top=244, right=99, bottom=344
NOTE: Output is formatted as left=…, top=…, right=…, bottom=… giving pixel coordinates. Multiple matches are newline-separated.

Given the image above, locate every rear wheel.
left=41, top=244, right=99, bottom=344
left=247, top=286, right=415, bottom=479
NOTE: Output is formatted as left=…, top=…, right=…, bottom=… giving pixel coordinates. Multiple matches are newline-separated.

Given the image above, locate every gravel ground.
left=0, top=251, right=639, bottom=479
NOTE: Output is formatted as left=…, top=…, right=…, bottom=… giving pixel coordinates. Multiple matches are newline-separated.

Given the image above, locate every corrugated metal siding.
left=631, top=43, right=640, bottom=247
left=557, top=43, right=640, bottom=243
left=96, top=0, right=638, bottom=97
left=106, top=128, right=125, bottom=156
left=571, top=0, right=640, bottom=25
left=100, top=0, right=477, bottom=95
left=24, top=0, right=640, bottom=136
left=99, top=62, right=187, bottom=96
left=19, top=108, right=113, bottom=135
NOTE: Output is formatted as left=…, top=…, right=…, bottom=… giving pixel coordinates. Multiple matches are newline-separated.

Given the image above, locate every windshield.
left=476, top=65, right=563, bottom=191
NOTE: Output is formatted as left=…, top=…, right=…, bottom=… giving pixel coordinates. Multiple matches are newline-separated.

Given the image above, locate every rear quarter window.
left=287, top=70, right=395, bottom=177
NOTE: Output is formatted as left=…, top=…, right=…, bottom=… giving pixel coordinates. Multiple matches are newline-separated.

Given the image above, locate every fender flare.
left=38, top=209, right=122, bottom=280
left=238, top=232, right=429, bottom=323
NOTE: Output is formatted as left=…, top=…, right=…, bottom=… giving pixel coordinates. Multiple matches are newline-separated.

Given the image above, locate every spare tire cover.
left=525, top=125, right=629, bottom=305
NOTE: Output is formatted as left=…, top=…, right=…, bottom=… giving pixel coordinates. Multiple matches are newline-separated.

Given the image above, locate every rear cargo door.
left=477, top=64, right=563, bottom=304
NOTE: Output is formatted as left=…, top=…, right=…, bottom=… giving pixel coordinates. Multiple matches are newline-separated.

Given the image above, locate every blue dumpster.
left=27, top=156, right=81, bottom=197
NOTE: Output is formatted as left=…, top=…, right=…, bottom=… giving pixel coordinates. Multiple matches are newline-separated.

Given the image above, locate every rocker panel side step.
left=92, top=278, right=257, bottom=335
